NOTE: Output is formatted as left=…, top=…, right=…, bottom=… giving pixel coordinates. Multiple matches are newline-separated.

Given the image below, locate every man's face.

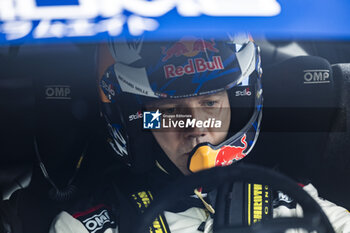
left=147, top=91, right=231, bottom=175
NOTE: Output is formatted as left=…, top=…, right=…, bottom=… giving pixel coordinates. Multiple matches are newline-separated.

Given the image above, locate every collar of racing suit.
left=153, top=142, right=185, bottom=179
left=145, top=164, right=216, bottom=214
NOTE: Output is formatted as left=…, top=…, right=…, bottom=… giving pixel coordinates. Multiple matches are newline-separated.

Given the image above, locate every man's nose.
left=185, top=128, right=207, bottom=139
left=184, top=128, right=208, bottom=145
left=183, top=107, right=208, bottom=142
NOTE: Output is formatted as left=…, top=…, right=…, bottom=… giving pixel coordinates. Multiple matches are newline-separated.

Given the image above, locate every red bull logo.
left=161, top=39, right=219, bottom=62
left=188, top=134, right=248, bottom=173
left=161, top=38, right=223, bottom=79
left=215, top=135, right=248, bottom=166
left=164, top=56, right=224, bottom=79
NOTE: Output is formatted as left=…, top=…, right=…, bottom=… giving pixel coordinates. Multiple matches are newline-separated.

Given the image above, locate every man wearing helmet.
left=99, top=35, right=263, bottom=175
left=49, top=35, right=350, bottom=233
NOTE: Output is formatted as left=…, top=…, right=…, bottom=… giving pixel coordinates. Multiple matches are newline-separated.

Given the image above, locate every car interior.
left=0, top=39, right=349, bottom=232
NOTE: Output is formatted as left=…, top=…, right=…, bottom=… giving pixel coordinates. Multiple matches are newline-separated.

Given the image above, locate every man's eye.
left=204, top=101, right=217, bottom=107
left=165, top=108, right=175, bottom=114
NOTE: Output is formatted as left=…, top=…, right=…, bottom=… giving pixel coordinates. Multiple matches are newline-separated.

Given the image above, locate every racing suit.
left=49, top=166, right=350, bottom=233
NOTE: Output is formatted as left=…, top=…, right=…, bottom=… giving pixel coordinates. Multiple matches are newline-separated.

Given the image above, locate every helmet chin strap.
left=33, top=137, right=88, bottom=202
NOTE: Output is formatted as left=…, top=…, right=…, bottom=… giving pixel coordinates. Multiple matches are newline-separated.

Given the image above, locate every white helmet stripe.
left=236, top=41, right=256, bottom=79
left=108, top=38, right=143, bottom=64
left=114, top=63, right=158, bottom=97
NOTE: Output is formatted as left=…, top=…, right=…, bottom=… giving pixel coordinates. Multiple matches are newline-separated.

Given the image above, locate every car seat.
left=0, top=43, right=105, bottom=233
left=247, top=55, right=350, bottom=209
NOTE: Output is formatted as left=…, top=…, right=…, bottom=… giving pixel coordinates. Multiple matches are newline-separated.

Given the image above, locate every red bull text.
left=164, top=56, right=224, bottom=79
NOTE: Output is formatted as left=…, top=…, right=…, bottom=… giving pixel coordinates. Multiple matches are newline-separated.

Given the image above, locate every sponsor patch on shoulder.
left=73, top=204, right=117, bottom=233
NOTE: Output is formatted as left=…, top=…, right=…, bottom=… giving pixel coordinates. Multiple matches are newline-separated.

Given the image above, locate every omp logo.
left=303, top=70, right=330, bottom=84
left=82, top=210, right=112, bottom=233
left=45, top=85, right=71, bottom=99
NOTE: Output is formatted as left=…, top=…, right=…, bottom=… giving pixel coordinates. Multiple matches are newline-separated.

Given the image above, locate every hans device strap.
left=246, top=183, right=272, bottom=225
left=215, top=182, right=272, bottom=227
left=131, top=191, right=170, bottom=233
